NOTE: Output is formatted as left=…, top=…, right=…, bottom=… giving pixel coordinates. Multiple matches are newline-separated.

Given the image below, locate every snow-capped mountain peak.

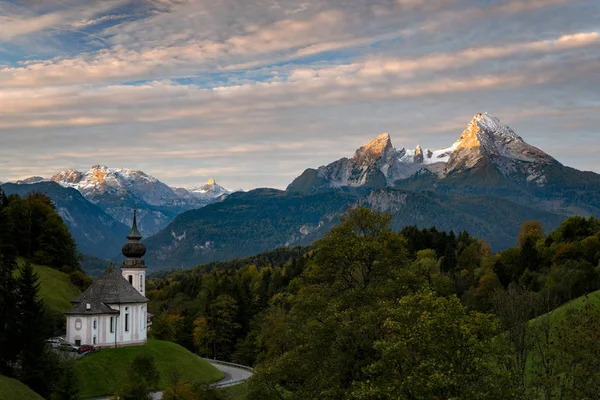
left=288, top=112, right=562, bottom=193
left=51, top=165, right=179, bottom=207
left=190, top=178, right=231, bottom=196
left=445, top=112, right=557, bottom=172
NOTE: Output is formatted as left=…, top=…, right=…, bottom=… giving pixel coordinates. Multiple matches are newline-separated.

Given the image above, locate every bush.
left=69, top=271, right=93, bottom=292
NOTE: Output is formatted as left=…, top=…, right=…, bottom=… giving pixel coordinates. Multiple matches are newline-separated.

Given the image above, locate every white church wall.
left=66, top=303, right=148, bottom=348
left=121, top=268, right=146, bottom=296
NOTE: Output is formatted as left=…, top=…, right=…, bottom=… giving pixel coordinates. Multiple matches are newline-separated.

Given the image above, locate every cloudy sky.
left=0, top=0, right=598, bottom=190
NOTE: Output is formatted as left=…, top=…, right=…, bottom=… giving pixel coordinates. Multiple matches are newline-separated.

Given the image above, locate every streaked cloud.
left=0, top=0, right=598, bottom=189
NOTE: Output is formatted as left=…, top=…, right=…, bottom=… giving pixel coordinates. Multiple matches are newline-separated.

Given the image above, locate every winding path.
left=87, top=358, right=253, bottom=400
left=203, top=358, right=255, bottom=388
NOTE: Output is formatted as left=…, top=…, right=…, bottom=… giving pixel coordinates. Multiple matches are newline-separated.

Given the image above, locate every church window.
left=93, top=319, right=97, bottom=329
left=110, top=317, right=114, bottom=333
left=93, top=336, right=96, bottom=345
left=75, top=319, right=82, bottom=331
left=128, top=275, right=133, bottom=284
left=125, top=313, right=129, bottom=332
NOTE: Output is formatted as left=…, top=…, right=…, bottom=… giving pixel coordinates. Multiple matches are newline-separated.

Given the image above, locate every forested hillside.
left=0, top=189, right=84, bottom=398
left=148, top=209, right=600, bottom=399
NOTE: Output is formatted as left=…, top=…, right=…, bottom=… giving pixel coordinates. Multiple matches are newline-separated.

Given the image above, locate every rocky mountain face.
left=0, top=182, right=130, bottom=259
left=143, top=112, right=599, bottom=271
left=44, top=165, right=231, bottom=236
left=290, top=112, right=600, bottom=216
left=288, top=128, right=457, bottom=192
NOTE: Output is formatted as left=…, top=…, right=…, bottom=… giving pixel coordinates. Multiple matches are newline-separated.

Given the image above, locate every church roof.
left=66, top=266, right=148, bottom=316
left=64, top=299, right=119, bottom=316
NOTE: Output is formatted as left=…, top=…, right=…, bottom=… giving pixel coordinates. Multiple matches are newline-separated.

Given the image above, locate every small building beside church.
left=65, top=209, right=149, bottom=348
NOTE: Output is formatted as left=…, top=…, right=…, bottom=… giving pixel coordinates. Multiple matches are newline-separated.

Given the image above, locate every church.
left=65, top=209, right=149, bottom=348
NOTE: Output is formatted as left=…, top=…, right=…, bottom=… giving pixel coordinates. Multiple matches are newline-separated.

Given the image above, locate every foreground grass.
left=220, top=381, right=250, bottom=400
left=0, top=375, right=44, bottom=400
left=76, top=339, right=224, bottom=398
left=15, top=258, right=81, bottom=314
left=526, top=289, right=600, bottom=383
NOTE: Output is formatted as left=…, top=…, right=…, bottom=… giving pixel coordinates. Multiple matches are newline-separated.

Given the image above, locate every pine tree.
left=0, top=246, right=19, bottom=375
left=16, top=261, right=51, bottom=397
left=0, top=190, right=20, bottom=375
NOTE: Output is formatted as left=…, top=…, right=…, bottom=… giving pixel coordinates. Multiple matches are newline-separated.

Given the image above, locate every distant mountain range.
left=143, top=113, right=600, bottom=270
left=8, top=166, right=231, bottom=237
left=5, top=113, right=598, bottom=272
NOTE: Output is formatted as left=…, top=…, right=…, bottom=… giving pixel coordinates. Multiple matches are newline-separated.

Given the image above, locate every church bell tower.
left=121, top=206, right=147, bottom=296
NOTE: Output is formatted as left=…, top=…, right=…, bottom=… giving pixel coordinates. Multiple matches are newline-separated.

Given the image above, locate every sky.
left=0, top=0, right=599, bottom=191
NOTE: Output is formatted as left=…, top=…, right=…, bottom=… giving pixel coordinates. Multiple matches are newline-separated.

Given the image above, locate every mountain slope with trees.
left=147, top=209, right=600, bottom=399
left=0, top=189, right=84, bottom=399
left=144, top=186, right=565, bottom=270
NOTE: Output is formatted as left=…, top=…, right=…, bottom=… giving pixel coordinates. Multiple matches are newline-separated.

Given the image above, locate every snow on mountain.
left=289, top=112, right=559, bottom=192
left=445, top=113, right=557, bottom=173
left=51, top=165, right=182, bottom=207
left=43, top=165, right=232, bottom=236
left=12, top=176, right=47, bottom=184
left=173, top=178, right=231, bottom=201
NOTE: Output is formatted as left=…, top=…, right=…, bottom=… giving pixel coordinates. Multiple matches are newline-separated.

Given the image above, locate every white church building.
left=65, top=209, right=149, bottom=348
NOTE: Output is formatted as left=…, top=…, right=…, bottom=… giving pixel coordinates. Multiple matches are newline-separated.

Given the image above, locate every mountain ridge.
left=11, top=165, right=232, bottom=236
left=143, top=112, right=599, bottom=271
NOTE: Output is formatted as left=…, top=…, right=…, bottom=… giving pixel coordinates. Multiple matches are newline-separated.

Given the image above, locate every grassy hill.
left=526, top=290, right=600, bottom=383
left=531, top=289, right=600, bottom=325
left=16, top=258, right=81, bottom=314
left=220, top=382, right=249, bottom=400
left=76, top=339, right=224, bottom=398
left=0, top=375, right=44, bottom=400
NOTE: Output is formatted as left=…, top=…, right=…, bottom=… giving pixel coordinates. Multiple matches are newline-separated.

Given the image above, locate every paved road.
left=206, top=360, right=254, bottom=388
left=87, top=359, right=253, bottom=400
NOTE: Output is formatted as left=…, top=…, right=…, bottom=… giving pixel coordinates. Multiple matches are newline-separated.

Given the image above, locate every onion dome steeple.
left=127, top=205, right=142, bottom=241
left=122, top=206, right=146, bottom=262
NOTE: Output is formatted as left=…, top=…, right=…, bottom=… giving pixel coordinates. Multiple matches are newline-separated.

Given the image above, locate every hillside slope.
left=0, top=376, right=44, bottom=400
left=76, top=339, right=223, bottom=398
left=144, top=187, right=565, bottom=271
left=15, top=259, right=81, bottom=314
left=144, top=188, right=358, bottom=270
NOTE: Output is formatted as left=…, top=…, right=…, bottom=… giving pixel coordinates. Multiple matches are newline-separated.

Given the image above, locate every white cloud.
left=0, top=0, right=598, bottom=189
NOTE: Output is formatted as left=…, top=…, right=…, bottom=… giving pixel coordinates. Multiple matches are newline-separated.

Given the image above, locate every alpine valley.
left=142, top=113, right=599, bottom=270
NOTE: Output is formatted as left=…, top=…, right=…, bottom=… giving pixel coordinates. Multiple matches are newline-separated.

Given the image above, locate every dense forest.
left=148, top=207, right=600, bottom=399
left=0, top=189, right=82, bottom=398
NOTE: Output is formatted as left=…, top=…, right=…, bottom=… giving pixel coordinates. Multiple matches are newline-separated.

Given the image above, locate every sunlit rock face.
left=288, top=112, right=561, bottom=194
left=445, top=113, right=558, bottom=174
